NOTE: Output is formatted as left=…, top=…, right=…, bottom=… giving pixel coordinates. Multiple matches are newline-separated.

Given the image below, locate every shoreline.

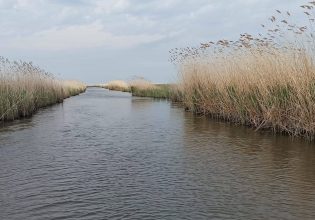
left=98, top=85, right=315, bottom=141
left=0, top=88, right=86, bottom=124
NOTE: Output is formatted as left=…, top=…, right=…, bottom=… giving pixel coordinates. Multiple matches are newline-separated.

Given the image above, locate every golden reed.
left=171, top=2, right=315, bottom=139
left=0, top=57, right=86, bottom=122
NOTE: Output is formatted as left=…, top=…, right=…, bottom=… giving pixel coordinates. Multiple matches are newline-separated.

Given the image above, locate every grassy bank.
left=0, top=57, right=86, bottom=122
left=63, top=80, right=87, bottom=97
left=131, top=84, right=183, bottom=101
left=101, top=80, right=131, bottom=92
left=171, top=2, right=315, bottom=140
left=129, top=80, right=172, bottom=99
left=131, top=84, right=172, bottom=98
left=101, top=79, right=182, bottom=100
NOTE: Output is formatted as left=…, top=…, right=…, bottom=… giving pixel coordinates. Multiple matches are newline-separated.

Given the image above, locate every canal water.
left=1, top=87, right=315, bottom=219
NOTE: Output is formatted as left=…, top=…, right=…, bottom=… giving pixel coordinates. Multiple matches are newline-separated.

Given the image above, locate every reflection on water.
left=0, top=87, right=315, bottom=220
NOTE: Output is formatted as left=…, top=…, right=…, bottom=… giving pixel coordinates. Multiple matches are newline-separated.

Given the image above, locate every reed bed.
left=129, top=79, right=167, bottom=98
left=171, top=2, right=315, bottom=139
left=63, top=80, right=87, bottom=97
left=0, top=57, right=86, bottom=122
left=131, top=84, right=169, bottom=98
left=103, top=80, right=131, bottom=92
left=130, top=82, right=179, bottom=99
left=101, top=79, right=175, bottom=98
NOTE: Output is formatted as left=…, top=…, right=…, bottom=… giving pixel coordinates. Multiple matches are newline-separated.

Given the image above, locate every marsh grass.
left=102, top=79, right=179, bottom=99
left=63, top=80, right=87, bottom=97
left=102, top=80, right=131, bottom=92
left=130, top=81, right=183, bottom=100
left=131, top=84, right=172, bottom=99
left=0, top=58, right=86, bottom=122
left=171, top=2, right=315, bottom=140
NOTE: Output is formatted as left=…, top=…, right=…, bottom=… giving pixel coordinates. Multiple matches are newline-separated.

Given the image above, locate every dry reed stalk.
left=129, top=79, right=156, bottom=90
left=103, top=80, right=130, bottom=92
left=171, top=1, right=315, bottom=139
left=0, top=57, right=86, bottom=122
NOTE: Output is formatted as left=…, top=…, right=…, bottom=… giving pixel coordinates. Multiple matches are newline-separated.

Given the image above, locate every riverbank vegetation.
left=170, top=2, right=315, bottom=140
left=102, top=80, right=131, bottom=92
left=63, top=80, right=87, bottom=97
left=0, top=57, right=86, bottom=122
left=129, top=79, right=172, bottom=99
left=101, top=79, right=181, bottom=99
left=131, top=84, right=172, bottom=99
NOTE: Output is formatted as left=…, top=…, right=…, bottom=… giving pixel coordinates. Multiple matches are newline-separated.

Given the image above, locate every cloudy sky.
left=0, top=0, right=305, bottom=83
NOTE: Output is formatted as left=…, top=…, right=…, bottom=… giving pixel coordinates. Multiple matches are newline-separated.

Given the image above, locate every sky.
left=0, top=0, right=306, bottom=84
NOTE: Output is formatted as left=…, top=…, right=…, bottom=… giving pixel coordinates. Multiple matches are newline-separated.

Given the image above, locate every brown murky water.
left=1, top=87, right=315, bottom=219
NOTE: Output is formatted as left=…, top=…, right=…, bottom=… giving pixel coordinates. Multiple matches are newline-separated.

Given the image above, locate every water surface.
left=1, top=87, right=315, bottom=219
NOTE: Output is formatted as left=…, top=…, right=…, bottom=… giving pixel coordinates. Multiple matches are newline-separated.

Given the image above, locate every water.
left=1, top=87, right=315, bottom=220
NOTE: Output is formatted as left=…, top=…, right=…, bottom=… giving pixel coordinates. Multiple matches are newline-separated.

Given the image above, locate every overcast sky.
left=0, top=0, right=305, bottom=84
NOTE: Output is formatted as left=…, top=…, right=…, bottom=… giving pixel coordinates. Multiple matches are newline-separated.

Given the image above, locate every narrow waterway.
left=1, top=87, right=315, bottom=220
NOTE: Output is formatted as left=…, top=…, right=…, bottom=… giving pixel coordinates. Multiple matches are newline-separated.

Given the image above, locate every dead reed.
left=171, top=2, right=315, bottom=139
left=0, top=57, right=86, bottom=122
left=63, top=80, right=87, bottom=97
left=102, top=78, right=178, bottom=99
left=102, top=80, right=131, bottom=92
left=129, top=79, right=172, bottom=98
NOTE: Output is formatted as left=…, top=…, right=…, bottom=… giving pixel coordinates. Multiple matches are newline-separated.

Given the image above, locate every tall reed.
left=0, top=57, right=86, bottom=122
left=102, top=78, right=177, bottom=99
left=102, top=80, right=131, bottom=92
left=171, top=2, right=315, bottom=139
left=63, top=80, right=87, bottom=97
left=130, top=80, right=177, bottom=99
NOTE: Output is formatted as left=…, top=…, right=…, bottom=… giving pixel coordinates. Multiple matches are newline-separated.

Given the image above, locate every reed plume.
left=0, top=57, right=86, bottom=122
left=171, top=1, right=315, bottom=139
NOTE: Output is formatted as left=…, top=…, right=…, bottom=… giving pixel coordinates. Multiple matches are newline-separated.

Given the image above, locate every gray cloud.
left=0, top=0, right=307, bottom=83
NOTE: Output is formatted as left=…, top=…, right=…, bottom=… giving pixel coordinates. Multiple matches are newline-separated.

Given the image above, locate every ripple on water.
left=1, top=88, right=315, bottom=220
